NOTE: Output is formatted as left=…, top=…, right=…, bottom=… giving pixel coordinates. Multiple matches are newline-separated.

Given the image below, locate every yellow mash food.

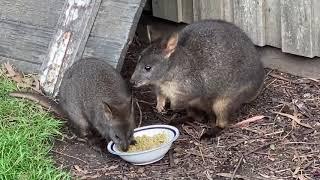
left=125, top=132, right=168, bottom=152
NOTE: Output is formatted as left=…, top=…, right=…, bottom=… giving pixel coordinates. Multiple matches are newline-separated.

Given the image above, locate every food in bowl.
left=122, top=132, right=168, bottom=153
left=107, top=125, right=179, bottom=165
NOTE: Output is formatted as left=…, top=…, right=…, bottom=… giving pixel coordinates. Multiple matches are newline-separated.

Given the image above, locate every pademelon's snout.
left=120, top=141, right=129, bottom=152
left=129, top=76, right=145, bottom=88
left=129, top=78, right=137, bottom=86
left=119, top=137, right=137, bottom=152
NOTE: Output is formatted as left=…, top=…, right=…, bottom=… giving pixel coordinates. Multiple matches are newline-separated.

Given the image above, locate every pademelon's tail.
left=9, top=91, right=67, bottom=119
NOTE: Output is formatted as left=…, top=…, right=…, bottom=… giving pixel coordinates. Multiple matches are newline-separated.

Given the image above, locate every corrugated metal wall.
left=152, top=0, right=320, bottom=58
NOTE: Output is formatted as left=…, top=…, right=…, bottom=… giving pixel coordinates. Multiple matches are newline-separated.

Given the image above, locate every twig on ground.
left=231, top=155, right=244, bottom=180
left=168, top=149, right=174, bottom=167
left=198, top=146, right=206, bottom=164
left=51, top=150, right=88, bottom=164
left=187, top=151, right=224, bottom=160
left=135, top=100, right=143, bottom=127
left=264, top=130, right=284, bottom=137
left=282, top=142, right=320, bottom=145
left=227, top=139, right=248, bottom=150
left=169, top=113, right=179, bottom=122
left=273, top=111, right=313, bottom=129
left=272, top=103, right=286, bottom=123
left=231, top=115, right=266, bottom=128
left=185, top=121, right=203, bottom=133
left=244, top=139, right=282, bottom=156
left=181, top=124, right=200, bottom=143
left=216, top=173, right=268, bottom=180
left=269, top=73, right=292, bottom=83
left=241, top=127, right=265, bottom=135
left=136, top=99, right=155, bottom=105
left=264, top=79, right=277, bottom=89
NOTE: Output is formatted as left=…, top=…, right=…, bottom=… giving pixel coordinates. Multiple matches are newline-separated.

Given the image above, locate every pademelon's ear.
left=146, top=25, right=153, bottom=44
left=102, top=102, right=114, bottom=120
left=160, top=32, right=179, bottom=59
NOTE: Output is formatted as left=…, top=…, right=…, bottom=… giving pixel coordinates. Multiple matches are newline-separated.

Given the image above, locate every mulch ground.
left=51, top=36, right=320, bottom=180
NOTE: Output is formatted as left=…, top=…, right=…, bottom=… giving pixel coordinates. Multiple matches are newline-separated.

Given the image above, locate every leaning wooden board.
left=40, top=0, right=146, bottom=96
left=39, top=0, right=103, bottom=96
left=0, top=0, right=146, bottom=96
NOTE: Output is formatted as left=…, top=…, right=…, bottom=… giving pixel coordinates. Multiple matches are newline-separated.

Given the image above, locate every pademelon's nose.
left=130, top=78, right=140, bottom=88
left=121, top=143, right=129, bottom=152
left=129, top=78, right=135, bottom=84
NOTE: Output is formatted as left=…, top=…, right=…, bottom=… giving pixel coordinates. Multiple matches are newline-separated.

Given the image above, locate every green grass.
left=0, top=75, right=70, bottom=180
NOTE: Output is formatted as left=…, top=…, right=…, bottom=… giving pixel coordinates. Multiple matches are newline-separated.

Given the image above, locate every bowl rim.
left=107, top=124, right=179, bottom=156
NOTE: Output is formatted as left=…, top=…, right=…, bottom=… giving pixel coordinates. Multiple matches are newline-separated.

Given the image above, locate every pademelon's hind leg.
left=66, top=110, right=91, bottom=140
left=200, top=95, right=242, bottom=140
left=67, top=111, right=105, bottom=152
left=245, top=83, right=264, bottom=103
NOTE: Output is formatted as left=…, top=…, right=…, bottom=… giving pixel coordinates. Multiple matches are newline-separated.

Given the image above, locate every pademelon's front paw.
left=156, top=94, right=167, bottom=113
left=156, top=103, right=166, bottom=113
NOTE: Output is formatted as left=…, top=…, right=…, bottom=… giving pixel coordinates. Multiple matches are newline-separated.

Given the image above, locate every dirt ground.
left=51, top=36, right=320, bottom=180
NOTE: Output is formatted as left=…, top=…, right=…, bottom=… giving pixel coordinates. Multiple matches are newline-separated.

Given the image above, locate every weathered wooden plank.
left=221, top=0, right=234, bottom=23
left=152, top=0, right=179, bottom=22
left=311, top=0, right=320, bottom=57
left=0, top=56, right=41, bottom=73
left=193, top=0, right=223, bottom=21
left=281, top=0, right=313, bottom=58
left=259, top=46, right=320, bottom=79
left=40, top=0, right=102, bottom=96
left=265, top=0, right=281, bottom=48
left=83, top=36, right=123, bottom=68
left=84, top=0, right=146, bottom=70
left=180, top=0, right=193, bottom=23
left=0, top=20, right=53, bottom=64
left=0, top=0, right=65, bottom=29
left=233, top=0, right=265, bottom=46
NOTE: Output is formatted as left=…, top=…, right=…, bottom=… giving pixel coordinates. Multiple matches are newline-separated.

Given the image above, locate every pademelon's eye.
left=144, top=65, right=151, bottom=71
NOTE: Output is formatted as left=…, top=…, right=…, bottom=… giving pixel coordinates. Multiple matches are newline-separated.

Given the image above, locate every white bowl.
left=107, top=124, right=179, bottom=165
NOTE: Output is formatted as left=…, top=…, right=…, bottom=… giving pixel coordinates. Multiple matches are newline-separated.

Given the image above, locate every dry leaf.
left=11, top=76, right=23, bottom=83
left=297, top=175, right=307, bottom=180
left=17, top=82, right=32, bottom=88
left=293, top=166, right=300, bottom=175
left=74, top=165, right=88, bottom=174
left=231, top=115, right=266, bottom=128
left=32, top=76, right=41, bottom=91
left=79, top=174, right=100, bottom=180
left=4, top=62, right=17, bottom=77
left=107, top=165, right=119, bottom=170
left=306, top=78, right=319, bottom=83
left=274, top=112, right=313, bottom=129
left=21, top=77, right=34, bottom=87
left=293, top=99, right=313, bottom=119
left=3, top=62, right=24, bottom=84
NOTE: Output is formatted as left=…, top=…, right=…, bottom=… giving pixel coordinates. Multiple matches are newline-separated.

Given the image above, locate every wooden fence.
left=152, top=0, right=320, bottom=58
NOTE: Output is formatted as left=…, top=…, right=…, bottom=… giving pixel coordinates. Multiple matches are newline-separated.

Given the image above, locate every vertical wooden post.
left=40, top=0, right=102, bottom=97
